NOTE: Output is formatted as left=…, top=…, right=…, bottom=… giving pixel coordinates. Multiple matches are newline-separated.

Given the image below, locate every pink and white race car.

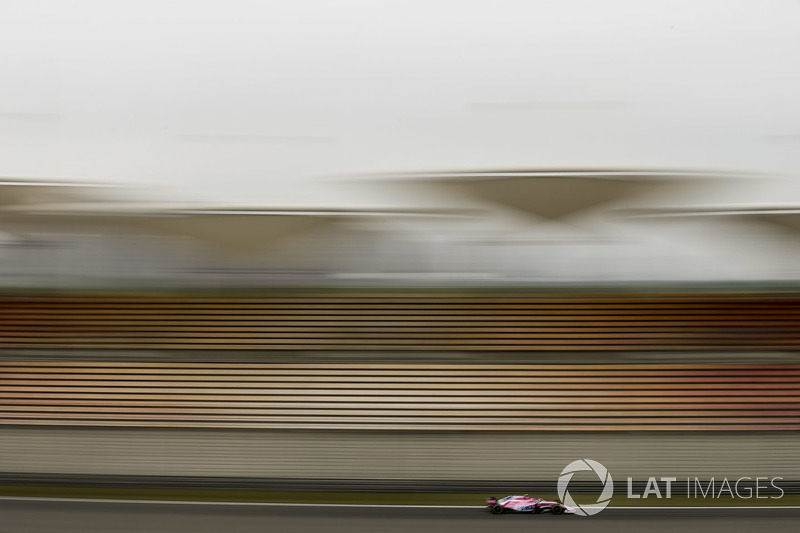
left=486, top=495, right=576, bottom=515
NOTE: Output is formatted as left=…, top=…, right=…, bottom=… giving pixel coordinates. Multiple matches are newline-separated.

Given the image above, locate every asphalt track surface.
left=1, top=500, right=798, bottom=533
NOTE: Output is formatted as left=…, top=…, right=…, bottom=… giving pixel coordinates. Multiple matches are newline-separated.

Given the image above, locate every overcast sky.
left=2, top=0, right=800, bottom=205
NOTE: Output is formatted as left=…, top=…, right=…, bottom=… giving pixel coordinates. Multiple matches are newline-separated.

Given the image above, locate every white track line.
left=0, top=497, right=476, bottom=508
left=1, top=497, right=799, bottom=509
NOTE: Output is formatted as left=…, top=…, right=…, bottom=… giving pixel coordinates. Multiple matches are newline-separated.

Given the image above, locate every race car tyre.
left=491, top=504, right=504, bottom=515
left=551, top=504, right=564, bottom=515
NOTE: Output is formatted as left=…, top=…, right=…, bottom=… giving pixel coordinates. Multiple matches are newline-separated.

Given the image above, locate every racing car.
left=486, top=495, right=575, bottom=515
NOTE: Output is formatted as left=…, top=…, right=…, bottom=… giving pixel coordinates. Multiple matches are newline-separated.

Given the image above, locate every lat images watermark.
left=558, top=460, right=786, bottom=517
left=625, top=476, right=785, bottom=500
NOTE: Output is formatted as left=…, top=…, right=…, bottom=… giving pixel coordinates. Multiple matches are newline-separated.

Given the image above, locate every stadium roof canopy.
left=0, top=178, right=119, bottom=207
left=385, top=169, right=746, bottom=221
left=0, top=178, right=462, bottom=251
left=619, top=204, right=800, bottom=233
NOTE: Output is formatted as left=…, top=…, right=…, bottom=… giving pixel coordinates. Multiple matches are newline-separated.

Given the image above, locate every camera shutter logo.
left=557, top=459, right=614, bottom=517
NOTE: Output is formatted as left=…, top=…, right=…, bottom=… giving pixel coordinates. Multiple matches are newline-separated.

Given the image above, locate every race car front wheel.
left=551, top=504, right=564, bottom=515
left=491, top=504, right=504, bottom=515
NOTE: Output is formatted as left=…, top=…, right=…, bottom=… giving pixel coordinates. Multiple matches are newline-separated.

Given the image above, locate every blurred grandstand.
left=1, top=169, right=798, bottom=287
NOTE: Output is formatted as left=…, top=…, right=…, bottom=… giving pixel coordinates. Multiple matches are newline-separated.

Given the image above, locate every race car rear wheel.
left=491, top=504, right=504, bottom=515
left=551, top=504, right=564, bottom=515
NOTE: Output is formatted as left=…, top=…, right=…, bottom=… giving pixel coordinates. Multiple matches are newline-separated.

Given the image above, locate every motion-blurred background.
left=2, top=0, right=800, bottom=505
